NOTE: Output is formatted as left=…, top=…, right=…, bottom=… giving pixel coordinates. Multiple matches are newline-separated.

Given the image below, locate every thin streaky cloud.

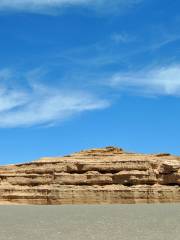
left=107, top=64, right=180, bottom=96
left=0, top=69, right=109, bottom=128
left=149, top=34, right=180, bottom=51
left=0, top=0, right=143, bottom=14
left=53, top=29, right=180, bottom=72
left=111, top=33, right=136, bottom=43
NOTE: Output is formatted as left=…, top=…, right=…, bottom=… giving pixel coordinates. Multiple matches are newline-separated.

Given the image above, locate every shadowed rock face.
left=0, top=146, right=179, bottom=204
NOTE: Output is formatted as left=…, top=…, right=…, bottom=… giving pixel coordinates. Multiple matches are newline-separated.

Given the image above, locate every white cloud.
left=111, top=33, right=135, bottom=43
left=0, top=0, right=143, bottom=14
left=108, top=64, right=180, bottom=96
left=1, top=63, right=179, bottom=128
left=0, top=69, right=109, bottom=128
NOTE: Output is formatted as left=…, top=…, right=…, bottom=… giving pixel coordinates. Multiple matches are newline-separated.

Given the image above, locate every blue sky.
left=0, top=0, right=180, bottom=164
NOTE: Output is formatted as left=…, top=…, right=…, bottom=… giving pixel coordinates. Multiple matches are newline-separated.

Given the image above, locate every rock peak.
left=78, top=146, right=124, bottom=155
left=0, top=147, right=179, bottom=205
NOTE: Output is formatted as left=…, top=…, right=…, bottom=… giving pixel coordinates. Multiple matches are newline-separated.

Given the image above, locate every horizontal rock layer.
left=0, top=147, right=179, bottom=204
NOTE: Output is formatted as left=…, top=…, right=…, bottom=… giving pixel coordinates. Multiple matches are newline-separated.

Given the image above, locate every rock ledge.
left=0, top=147, right=179, bottom=204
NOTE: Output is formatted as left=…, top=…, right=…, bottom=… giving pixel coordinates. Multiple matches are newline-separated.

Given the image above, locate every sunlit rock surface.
left=0, top=147, right=179, bottom=204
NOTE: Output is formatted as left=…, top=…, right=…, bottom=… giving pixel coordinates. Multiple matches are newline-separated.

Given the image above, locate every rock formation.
left=0, top=146, right=179, bottom=204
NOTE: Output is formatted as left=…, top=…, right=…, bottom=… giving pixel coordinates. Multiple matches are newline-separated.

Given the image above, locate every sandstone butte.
left=0, top=146, right=179, bottom=205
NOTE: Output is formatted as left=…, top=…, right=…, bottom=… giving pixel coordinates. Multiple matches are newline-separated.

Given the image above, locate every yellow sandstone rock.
left=0, top=147, right=179, bottom=204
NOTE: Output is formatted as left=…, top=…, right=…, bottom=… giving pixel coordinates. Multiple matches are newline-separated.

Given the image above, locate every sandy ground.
left=0, top=204, right=179, bottom=240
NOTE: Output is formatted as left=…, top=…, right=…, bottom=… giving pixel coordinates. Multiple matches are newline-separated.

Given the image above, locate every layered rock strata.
left=0, top=147, right=179, bottom=204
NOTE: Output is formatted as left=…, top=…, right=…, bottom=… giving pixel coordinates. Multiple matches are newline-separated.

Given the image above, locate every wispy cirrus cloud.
left=0, top=68, right=109, bottom=128
left=107, top=64, right=180, bottom=96
left=0, top=62, right=180, bottom=128
left=149, top=34, right=180, bottom=51
left=111, top=32, right=136, bottom=44
left=0, top=0, right=143, bottom=14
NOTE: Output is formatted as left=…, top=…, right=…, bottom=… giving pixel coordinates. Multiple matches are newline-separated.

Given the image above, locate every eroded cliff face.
left=0, top=147, right=179, bottom=204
